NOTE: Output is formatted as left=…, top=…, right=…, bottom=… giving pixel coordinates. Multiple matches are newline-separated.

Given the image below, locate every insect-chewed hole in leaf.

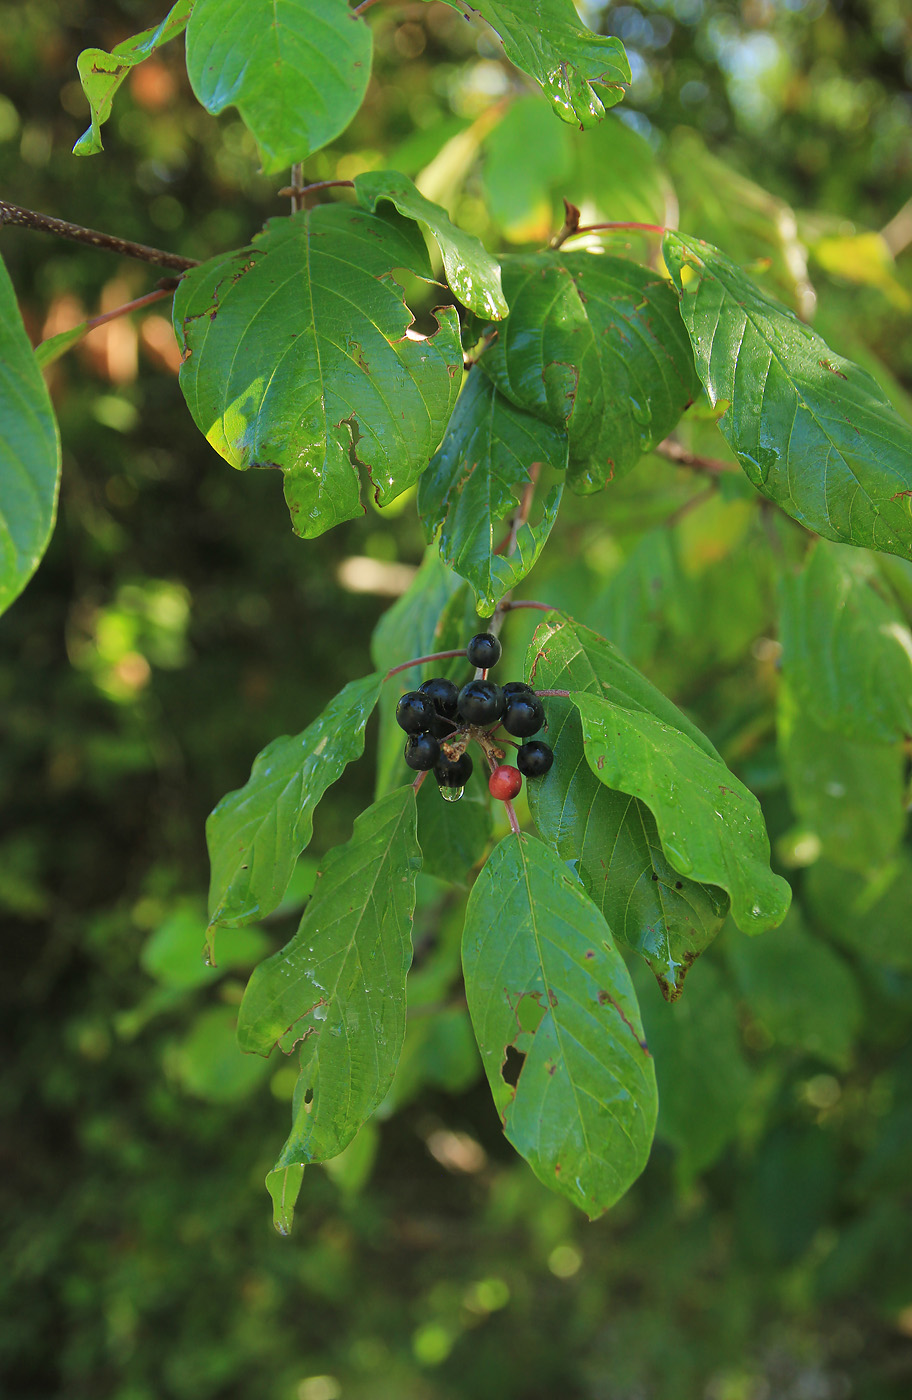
left=501, top=1045, right=526, bottom=1088
left=302, top=1087, right=314, bottom=1107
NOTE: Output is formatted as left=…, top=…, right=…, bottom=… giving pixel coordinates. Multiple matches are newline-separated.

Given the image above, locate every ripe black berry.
left=404, top=733, right=440, bottom=771
left=466, top=632, right=502, bottom=669
left=436, top=750, right=474, bottom=787
left=503, top=693, right=545, bottom=737
left=457, top=679, right=505, bottom=725
left=418, top=676, right=459, bottom=717
left=502, top=681, right=534, bottom=700
left=517, top=741, right=553, bottom=777
left=396, top=691, right=436, bottom=734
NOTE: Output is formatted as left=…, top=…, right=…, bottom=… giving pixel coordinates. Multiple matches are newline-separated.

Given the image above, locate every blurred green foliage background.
left=2, top=1, right=912, bottom=1397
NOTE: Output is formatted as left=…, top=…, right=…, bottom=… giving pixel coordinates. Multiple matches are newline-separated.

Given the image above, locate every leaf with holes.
left=432, top=0, right=630, bottom=127
left=206, top=673, right=383, bottom=931
left=479, top=252, right=699, bottom=493
left=353, top=169, right=507, bottom=319
left=462, top=832, right=657, bottom=1216
left=418, top=370, right=566, bottom=616
left=173, top=208, right=462, bottom=538
left=0, top=255, right=61, bottom=618
left=73, top=0, right=191, bottom=156
left=185, top=0, right=371, bottom=172
left=238, top=786, right=420, bottom=1168
left=780, top=541, right=912, bottom=743
left=664, top=232, right=912, bottom=560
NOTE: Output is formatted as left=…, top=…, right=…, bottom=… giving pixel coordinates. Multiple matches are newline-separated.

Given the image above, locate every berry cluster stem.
left=384, top=649, right=467, bottom=681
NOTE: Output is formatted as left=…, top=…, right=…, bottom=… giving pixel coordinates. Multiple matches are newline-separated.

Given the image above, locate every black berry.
left=436, top=750, right=474, bottom=787
left=427, top=710, right=457, bottom=740
left=502, top=681, right=534, bottom=700
left=418, top=676, right=459, bottom=717
left=396, top=691, right=436, bottom=734
left=503, top=693, right=545, bottom=737
left=517, top=740, right=553, bottom=777
left=457, top=679, right=505, bottom=725
left=466, top=632, right=502, bottom=669
left=404, top=733, right=440, bottom=771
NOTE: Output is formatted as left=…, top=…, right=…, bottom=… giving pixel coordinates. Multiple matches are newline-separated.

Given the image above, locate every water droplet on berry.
left=440, top=784, right=465, bottom=803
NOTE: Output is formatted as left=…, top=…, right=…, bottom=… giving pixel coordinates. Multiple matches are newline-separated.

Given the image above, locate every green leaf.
left=479, top=252, right=699, bottom=493
left=185, top=0, right=371, bottom=173
left=418, top=370, right=566, bottom=616
left=206, top=673, right=383, bottom=930
left=481, top=97, right=573, bottom=241
left=780, top=541, right=912, bottom=743
left=173, top=208, right=462, bottom=539
left=664, top=232, right=912, bottom=561
left=778, top=680, right=904, bottom=873
left=265, top=1165, right=304, bottom=1236
left=804, top=856, right=912, bottom=972
left=238, top=786, right=421, bottom=1167
left=635, top=959, right=752, bottom=1181
left=353, top=169, right=507, bottom=319
left=417, top=761, right=492, bottom=885
left=176, top=1006, right=272, bottom=1103
left=73, top=0, right=191, bottom=156
left=725, top=911, right=862, bottom=1070
left=526, top=698, right=729, bottom=1000
left=0, top=255, right=61, bottom=617
left=433, top=0, right=630, bottom=127
left=34, top=323, right=90, bottom=369
left=140, top=903, right=270, bottom=989
left=462, top=832, right=657, bottom=1217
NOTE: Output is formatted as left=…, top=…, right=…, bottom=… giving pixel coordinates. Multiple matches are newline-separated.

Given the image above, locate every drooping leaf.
left=416, top=761, right=492, bottom=884
left=462, top=832, right=657, bottom=1217
left=73, top=0, right=191, bottom=156
left=206, top=673, right=383, bottom=930
left=664, top=232, right=912, bottom=561
left=779, top=541, right=912, bottom=743
left=265, top=1165, right=305, bottom=1236
left=432, top=0, right=630, bottom=127
left=725, top=910, right=862, bottom=1071
left=173, top=208, right=462, bottom=538
left=804, top=855, right=912, bottom=972
left=0, top=255, right=61, bottom=617
left=238, top=786, right=420, bottom=1169
left=353, top=169, right=507, bottom=319
left=526, top=695, right=729, bottom=1000
left=185, top=0, right=371, bottom=173
left=418, top=370, right=566, bottom=616
left=479, top=252, right=699, bottom=493
left=778, top=680, right=905, bottom=873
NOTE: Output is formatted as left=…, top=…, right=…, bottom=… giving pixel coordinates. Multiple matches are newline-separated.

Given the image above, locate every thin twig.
left=503, top=800, right=522, bottom=837
left=549, top=198, right=581, bottom=250
left=654, top=438, right=740, bottom=476
left=352, top=0, right=384, bottom=11
left=384, top=648, right=467, bottom=681
left=277, top=178, right=354, bottom=200
left=572, top=221, right=667, bottom=237
left=84, top=284, right=176, bottom=331
left=0, top=201, right=198, bottom=271
left=504, top=461, right=541, bottom=557
left=289, top=163, right=304, bottom=214
left=412, top=768, right=430, bottom=794
left=534, top=689, right=571, bottom=698
left=498, top=600, right=555, bottom=614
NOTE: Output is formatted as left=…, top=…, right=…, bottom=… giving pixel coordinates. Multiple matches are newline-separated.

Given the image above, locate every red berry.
left=488, top=765, right=522, bottom=801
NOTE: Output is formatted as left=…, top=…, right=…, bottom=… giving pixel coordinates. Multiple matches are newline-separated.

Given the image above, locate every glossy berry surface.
left=517, top=740, right=554, bottom=777
left=502, top=681, right=534, bottom=700
left=396, top=691, right=436, bottom=734
left=404, top=733, right=440, bottom=771
left=502, top=694, right=545, bottom=737
left=435, top=750, right=473, bottom=787
left=466, top=632, right=502, bottom=669
left=457, top=679, right=505, bottom=725
left=418, top=676, right=459, bottom=717
left=488, top=765, right=523, bottom=801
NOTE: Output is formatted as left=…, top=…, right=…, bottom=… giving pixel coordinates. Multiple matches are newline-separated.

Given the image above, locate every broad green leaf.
left=804, top=856, right=912, bottom=972
left=462, top=833, right=657, bottom=1217
left=238, top=786, right=420, bottom=1168
left=664, top=232, right=912, bottom=561
left=176, top=1006, right=272, bottom=1103
left=34, top=323, right=90, bottom=369
left=265, top=1165, right=304, bottom=1235
left=140, top=903, right=269, bottom=989
left=173, top=208, right=462, bottom=539
left=779, top=541, right=912, bottom=743
left=418, top=370, right=566, bottom=615
left=527, top=697, right=728, bottom=1000
left=73, top=0, right=191, bottom=156
left=417, top=761, right=492, bottom=885
left=564, top=112, right=673, bottom=233
left=206, top=673, right=382, bottom=930
left=778, top=681, right=904, bottom=873
left=634, top=959, right=752, bottom=1181
left=185, top=0, right=371, bottom=172
left=433, top=0, right=630, bottom=127
left=725, top=911, right=862, bottom=1070
left=353, top=170, right=507, bottom=319
left=479, top=252, right=699, bottom=493
left=0, top=256, right=61, bottom=617
left=481, top=97, right=572, bottom=242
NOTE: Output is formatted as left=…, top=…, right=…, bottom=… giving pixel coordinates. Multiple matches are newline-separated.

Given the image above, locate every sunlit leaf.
left=462, top=832, right=657, bottom=1216
left=664, top=232, right=912, bottom=561
left=185, top=0, right=371, bottom=172
left=173, top=208, right=462, bottom=538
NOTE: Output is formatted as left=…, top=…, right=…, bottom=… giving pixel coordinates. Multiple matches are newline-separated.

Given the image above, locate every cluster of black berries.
left=395, top=632, right=554, bottom=801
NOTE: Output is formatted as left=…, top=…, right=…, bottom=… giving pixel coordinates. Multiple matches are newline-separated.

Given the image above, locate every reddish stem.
left=83, top=284, right=175, bottom=332
left=504, top=800, right=522, bottom=837
left=412, top=769, right=430, bottom=794
left=573, top=221, right=667, bottom=236
left=498, top=600, right=555, bottom=614
left=534, top=689, right=571, bottom=698
left=352, top=0, right=383, bottom=10
left=384, top=648, right=466, bottom=681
